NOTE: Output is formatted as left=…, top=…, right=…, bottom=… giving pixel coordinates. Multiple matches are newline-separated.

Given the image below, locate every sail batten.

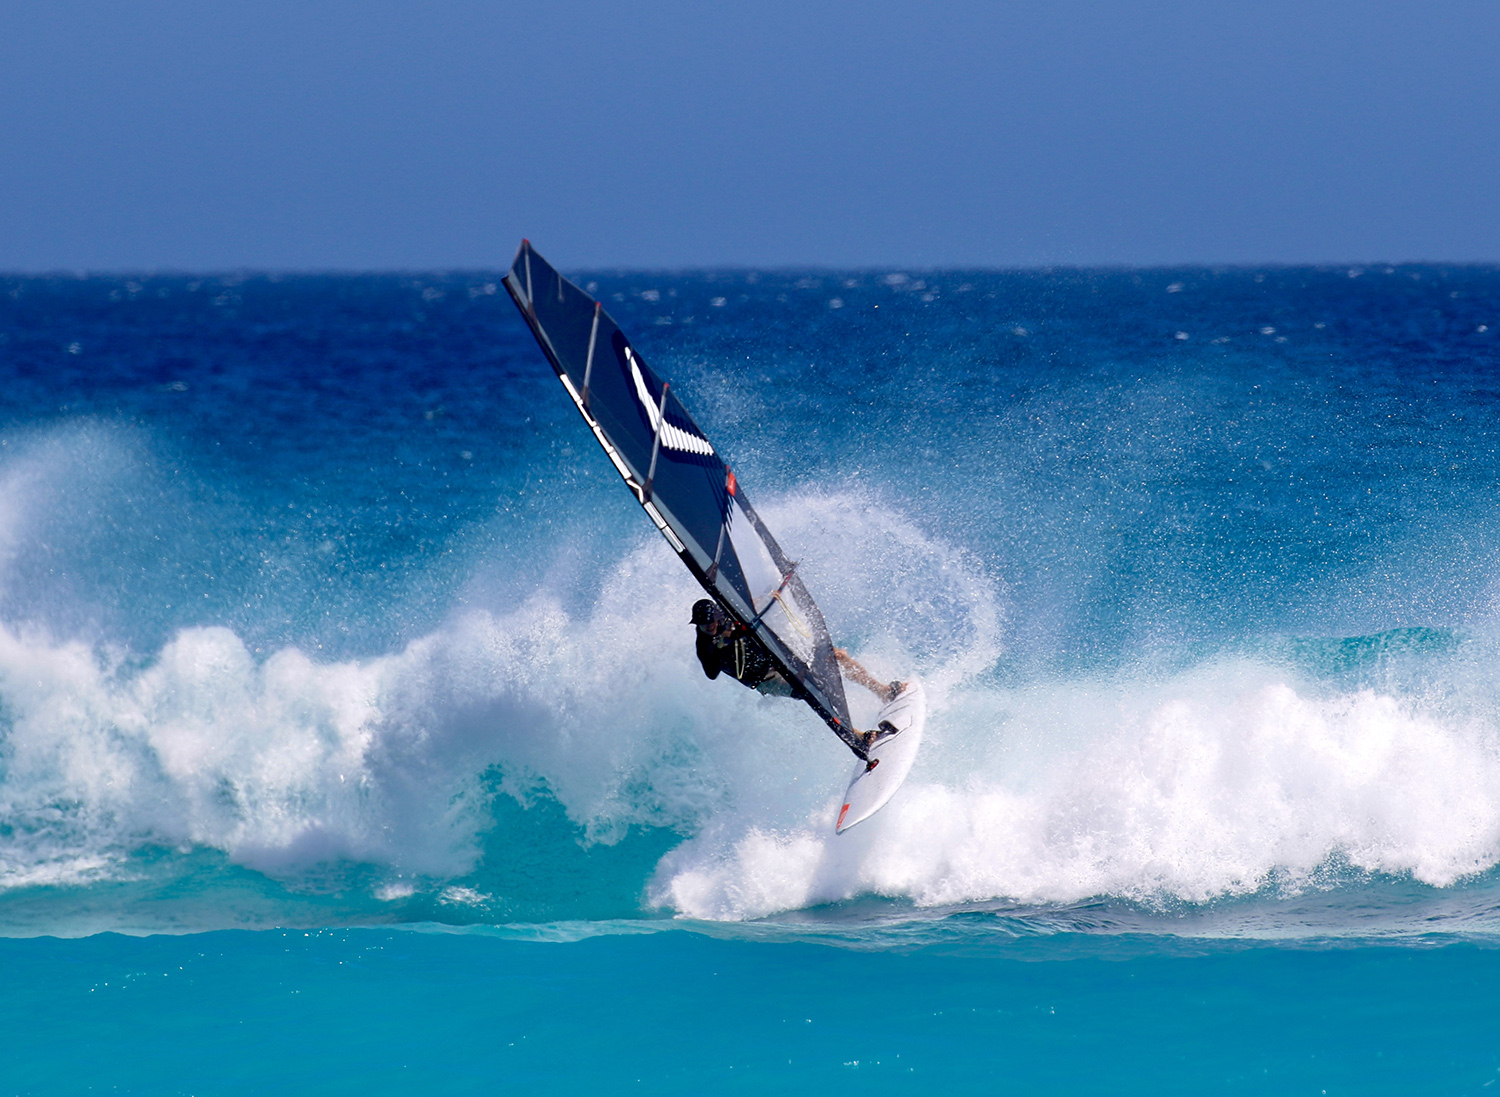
left=503, top=241, right=858, bottom=753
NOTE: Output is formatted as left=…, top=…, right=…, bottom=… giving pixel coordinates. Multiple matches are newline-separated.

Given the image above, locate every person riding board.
left=690, top=598, right=904, bottom=748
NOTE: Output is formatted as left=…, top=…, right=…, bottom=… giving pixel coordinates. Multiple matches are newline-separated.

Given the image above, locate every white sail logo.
left=626, top=347, right=715, bottom=457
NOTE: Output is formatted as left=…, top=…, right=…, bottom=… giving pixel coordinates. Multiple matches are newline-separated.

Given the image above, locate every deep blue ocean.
left=2, top=264, right=1499, bottom=1092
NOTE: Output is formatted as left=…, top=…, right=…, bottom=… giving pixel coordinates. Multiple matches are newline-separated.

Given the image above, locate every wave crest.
left=651, top=662, right=1500, bottom=919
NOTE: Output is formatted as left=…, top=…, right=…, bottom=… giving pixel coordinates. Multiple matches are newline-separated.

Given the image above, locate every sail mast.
left=501, top=240, right=860, bottom=756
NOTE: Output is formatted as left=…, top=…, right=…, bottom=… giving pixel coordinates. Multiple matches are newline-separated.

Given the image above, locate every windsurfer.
left=691, top=598, right=792, bottom=696
left=690, top=598, right=902, bottom=709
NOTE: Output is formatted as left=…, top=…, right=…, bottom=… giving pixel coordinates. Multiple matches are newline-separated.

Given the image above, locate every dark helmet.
left=690, top=599, right=717, bottom=627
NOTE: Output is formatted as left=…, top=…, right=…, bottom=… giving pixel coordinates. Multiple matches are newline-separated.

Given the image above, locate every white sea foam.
left=0, top=476, right=996, bottom=895
left=652, top=664, right=1500, bottom=919
left=4, top=446, right=1500, bottom=924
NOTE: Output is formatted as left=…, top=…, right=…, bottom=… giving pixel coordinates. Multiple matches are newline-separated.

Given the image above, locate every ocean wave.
left=652, top=661, right=1500, bottom=919
left=5, top=428, right=1500, bottom=935
left=0, top=482, right=1001, bottom=921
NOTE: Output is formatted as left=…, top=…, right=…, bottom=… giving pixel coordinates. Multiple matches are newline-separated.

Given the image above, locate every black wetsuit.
left=696, top=627, right=779, bottom=689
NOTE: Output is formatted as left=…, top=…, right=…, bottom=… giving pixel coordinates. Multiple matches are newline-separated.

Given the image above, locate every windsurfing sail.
left=502, top=240, right=862, bottom=757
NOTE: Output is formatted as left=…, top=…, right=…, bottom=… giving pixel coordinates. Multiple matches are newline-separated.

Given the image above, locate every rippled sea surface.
left=2, top=265, right=1499, bottom=1092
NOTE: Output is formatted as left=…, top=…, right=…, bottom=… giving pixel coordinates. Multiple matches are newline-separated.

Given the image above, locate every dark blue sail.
left=503, top=240, right=859, bottom=755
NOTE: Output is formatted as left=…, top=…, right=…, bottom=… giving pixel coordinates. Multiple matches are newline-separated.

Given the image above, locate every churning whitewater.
left=1, top=266, right=1499, bottom=938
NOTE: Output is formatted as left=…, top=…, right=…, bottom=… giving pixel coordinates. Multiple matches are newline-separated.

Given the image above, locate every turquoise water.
left=6, top=929, right=1500, bottom=1094
left=2, top=266, right=1500, bottom=1090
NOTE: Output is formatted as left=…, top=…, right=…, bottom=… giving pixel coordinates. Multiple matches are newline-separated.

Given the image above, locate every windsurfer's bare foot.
left=862, top=720, right=901, bottom=750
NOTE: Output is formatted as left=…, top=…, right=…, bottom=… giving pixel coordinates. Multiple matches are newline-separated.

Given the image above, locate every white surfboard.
left=835, top=679, right=926, bottom=833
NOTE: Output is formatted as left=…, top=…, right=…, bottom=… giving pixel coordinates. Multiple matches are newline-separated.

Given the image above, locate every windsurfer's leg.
left=835, top=649, right=904, bottom=700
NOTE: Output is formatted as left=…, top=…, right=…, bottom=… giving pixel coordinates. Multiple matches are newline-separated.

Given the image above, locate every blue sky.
left=2, top=1, right=1496, bottom=270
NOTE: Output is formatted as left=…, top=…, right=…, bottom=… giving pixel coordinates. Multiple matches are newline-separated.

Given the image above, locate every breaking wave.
left=5, top=424, right=1500, bottom=938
